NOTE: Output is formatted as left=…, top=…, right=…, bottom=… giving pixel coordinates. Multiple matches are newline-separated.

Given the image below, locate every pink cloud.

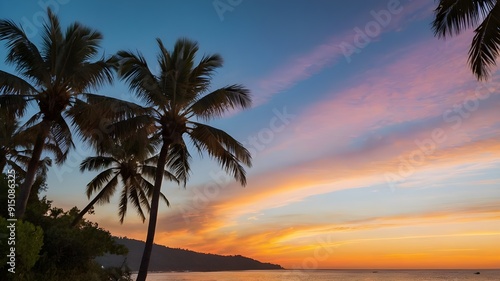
left=255, top=34, right=347, bottom=104
left=254, top=0, right=435, bottom=105
left=264, top=31, right=500, bottom=159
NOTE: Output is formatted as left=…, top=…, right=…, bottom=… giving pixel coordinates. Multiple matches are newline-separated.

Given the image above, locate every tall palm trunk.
left=16, top=121, right=49, bottom=218
left=71, top=185, right=110, bottom=226
left=136, top=141, right=170, bottom=281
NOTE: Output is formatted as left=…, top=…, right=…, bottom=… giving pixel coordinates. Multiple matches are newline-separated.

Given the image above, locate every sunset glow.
left=2, top=0, right=499, bottom=270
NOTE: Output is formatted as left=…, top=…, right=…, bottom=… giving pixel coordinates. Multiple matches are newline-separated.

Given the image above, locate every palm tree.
left=0, top=9, right=113, bottom=217
left=432, top=0, right=500, bottom=80
left=72, top=133, right=177, bottom=226
left=114, top=38, right=252, bottom=281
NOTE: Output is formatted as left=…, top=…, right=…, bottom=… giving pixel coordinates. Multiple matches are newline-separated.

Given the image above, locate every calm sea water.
left=133, top=270, right=500, bottom=281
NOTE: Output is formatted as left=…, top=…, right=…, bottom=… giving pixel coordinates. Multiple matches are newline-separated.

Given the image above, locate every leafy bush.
left=0, top=217, right=44, bottom=280
left=1, top=175, right=132, bottom=281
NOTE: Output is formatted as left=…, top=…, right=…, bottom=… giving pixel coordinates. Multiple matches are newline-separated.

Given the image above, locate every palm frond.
left=174, top=38, right=199, bottom=68
left=0, top=18, right=47, bottom=82
left=5, top=157, right=26, bottom=175
left=36, top=156, right=52, bottom=176
left=68, top=95, right=152, bottom=150
left=155, top=39, right=176, bottom=107
left=0, top=90, right=34, bottom=118
left=73, top=94, right=151, bottom=121
left=136, top=180, right=152, bottom=212
left=119, top=129, right=157, bottom=160
left=86, top=170, right=118, bottom=200
left=141, top=164, right=179, bottom=184
left=115, top=50, right=166, bottom=108
left=118, top=183, right=130, bottom=224
left=189, top=85, right=251, bottom=120
left=128, top=177, right=148, bottom=223
left=18, top=117, right=44, bottom=138
left=156, top=38, right=203, bottom=109
left=41, top=8, right=63, bottom=72
left=53, top=22, right=107, bottom=90
left=64, top=22, right=103, bottom=63
left=42, top=142, right=64, bottom=163
left=136, top=175, right=170, bottom=208
left=165, top=143, right=191, bottom=185
left=159, top=191, right=170, bottom=207
left=189, top=125, right=248, bottom=186
left=188, top=54, right=223, bottom=99
left=0, top=70, right=38, bottom=96
left=468, top=1, right=500, bottom=80
left=48, top=114, right=75, bottom=164
left=80, top=156, right=116, bottom=172
left=69, top=60, right=114, bottom=92
left=432, top=0, right=496, bottom=38
left=104, top=115, right=155, bottom=143
left=137, top=176, right=154, bottom=195
left=189, top=122, right=252, bottom=166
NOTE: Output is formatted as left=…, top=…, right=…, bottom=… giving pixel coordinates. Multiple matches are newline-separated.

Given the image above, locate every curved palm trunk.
left=16, top=122, right=49, bottom=218
left=71, top=186, right=110, bottom=227
left=136, top=142, right=169, bottom=281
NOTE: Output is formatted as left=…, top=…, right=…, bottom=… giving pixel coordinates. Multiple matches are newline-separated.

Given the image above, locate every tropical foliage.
left=0, top=8, right=113, bottom=217
left=433, top=0, right=500, bottom=80
left=0, top=216, right=43, bottom=280
left=1, top=9, right=252, bottom=281
left=0, top=111, right=52, bottom=176
left=0, top=175, right=131, bottom=281
left=72, top=133, right=177, bottom=226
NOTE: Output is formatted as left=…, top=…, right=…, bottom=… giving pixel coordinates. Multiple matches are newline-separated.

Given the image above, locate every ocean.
left=133, top=269, right=500, bottom=280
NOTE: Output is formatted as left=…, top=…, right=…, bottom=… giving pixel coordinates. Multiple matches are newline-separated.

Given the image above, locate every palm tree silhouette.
left=0, top=9, right=113, bottom=217
left=72, top=132, right=178, bottom=226
left=432, top=0, right=500, bottom=80
left=114, top=38, right=252, bottom=281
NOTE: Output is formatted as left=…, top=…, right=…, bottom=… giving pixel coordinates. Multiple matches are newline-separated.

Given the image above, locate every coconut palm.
left=432, top=0, right=500, bottom=80
left=114, top=38, right=252, bottom=281
left=72, top=132, right=177, bottom=226
left=0, top=9, right=113, bottom=217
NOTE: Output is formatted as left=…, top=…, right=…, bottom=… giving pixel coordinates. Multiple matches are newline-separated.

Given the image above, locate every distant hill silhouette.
left=96, top=237, right=284, bottom=272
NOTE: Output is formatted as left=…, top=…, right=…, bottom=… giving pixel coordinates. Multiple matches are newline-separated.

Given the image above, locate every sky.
left=1, top=0, right=500, bottom=270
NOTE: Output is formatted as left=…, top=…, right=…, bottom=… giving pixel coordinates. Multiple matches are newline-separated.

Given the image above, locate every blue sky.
left=2, top=0, right=500, bottom=269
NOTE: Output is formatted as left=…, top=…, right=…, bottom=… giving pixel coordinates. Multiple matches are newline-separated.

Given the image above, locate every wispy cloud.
left=253, top=1, right=435, bottom=105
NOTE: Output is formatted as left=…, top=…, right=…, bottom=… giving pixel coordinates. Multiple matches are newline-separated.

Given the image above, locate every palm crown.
left=0, top=9, right=113, bottom=217
left=73, top=132, right=176, bottom=225
left=115, top=38, right=252, bottom=182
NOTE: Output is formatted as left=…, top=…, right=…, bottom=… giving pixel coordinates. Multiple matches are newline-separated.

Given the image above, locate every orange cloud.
left=151, top=199, right=500, bottom=268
